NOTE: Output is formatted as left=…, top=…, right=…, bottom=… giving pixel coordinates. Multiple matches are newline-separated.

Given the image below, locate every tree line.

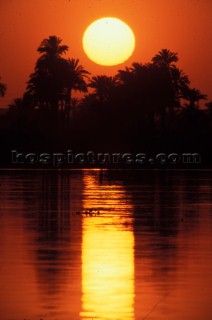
left=0, top=35, right=212, bottom=165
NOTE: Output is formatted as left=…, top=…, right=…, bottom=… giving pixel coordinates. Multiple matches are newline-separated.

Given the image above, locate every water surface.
left=0, top=169, right=212, bottom=320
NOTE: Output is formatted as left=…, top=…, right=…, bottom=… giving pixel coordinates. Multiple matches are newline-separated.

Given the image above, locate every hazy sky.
left=0, top=0, right=212, bottom=107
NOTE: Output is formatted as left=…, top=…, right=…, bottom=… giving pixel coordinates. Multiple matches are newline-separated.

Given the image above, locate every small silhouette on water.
left=71, top=209, right=101, bottom=217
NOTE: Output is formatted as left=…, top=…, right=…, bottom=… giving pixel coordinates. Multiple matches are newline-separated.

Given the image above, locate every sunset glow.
left=0, top=1, right=212, bottom=106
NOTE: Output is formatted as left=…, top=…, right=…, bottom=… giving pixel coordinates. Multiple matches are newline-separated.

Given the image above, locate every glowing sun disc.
left=83, top=17, right=135, bottom=66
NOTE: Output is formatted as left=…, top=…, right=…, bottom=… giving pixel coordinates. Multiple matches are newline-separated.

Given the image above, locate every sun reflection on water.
left=81, top=171, right=135, bottom=320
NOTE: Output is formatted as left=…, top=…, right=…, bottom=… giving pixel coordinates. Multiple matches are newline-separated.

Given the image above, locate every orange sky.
left=0, top=0, right=212, bottom=107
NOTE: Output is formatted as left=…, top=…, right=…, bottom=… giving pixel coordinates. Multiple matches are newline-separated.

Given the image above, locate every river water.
left=0, top=169, right=212, bottom=320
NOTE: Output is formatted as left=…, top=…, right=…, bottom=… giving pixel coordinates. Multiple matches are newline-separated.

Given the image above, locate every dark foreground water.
left=0, top=169, right=212, bottom=320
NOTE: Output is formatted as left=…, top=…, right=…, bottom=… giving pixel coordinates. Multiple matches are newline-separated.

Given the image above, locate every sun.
left=83, top=17, right=135, bottom=66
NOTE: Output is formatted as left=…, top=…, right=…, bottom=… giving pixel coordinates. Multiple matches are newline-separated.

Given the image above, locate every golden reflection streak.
left=81, top=171, right=135, bottom=320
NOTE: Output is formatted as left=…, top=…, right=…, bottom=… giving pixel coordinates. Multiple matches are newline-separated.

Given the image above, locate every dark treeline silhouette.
left=0, top=77, right=7, bottom=97
left=0, top=35, right=212, bottom=166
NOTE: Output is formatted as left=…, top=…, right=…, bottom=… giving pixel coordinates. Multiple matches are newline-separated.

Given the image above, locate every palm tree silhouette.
left=167, top=66, right=191, bottom=116
left=88, top=75, right=119, bottom=104
left=151, top=49, right=190, bottom=127
left=152, top=49, right=178, bottom=68
left=37, top=35, right=68, bottom=59
left=0, top=77, right=7, bottom=97
left=183, top=88, right=207, bottom=108
left=26, top=68, right=51, bottom=111
left=171, top=66, right=190, bottom=97
left=130, top=62, right=144, bottom=73
left=63, top=58, right=90, bottom=119
left=27, top=36, right=69, bottom=115
left=117, top=66, right=133, bottom=85
left=26, top=36, right=89, bottom=119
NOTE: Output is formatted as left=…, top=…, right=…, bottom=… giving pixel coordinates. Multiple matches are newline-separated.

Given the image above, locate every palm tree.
left=0, top=78, right=7, bottom=97
left=183, top=88, right=207, bottom=108
left=26, top=36, right=90, bottom=121
left=88, top=75, right=119, bottom=103
left=37, top=35, right=68, bottom=59
left=63, top=58, right=90, bottom=118
left=26, top=69, right=50, bottom=110
left=31, top=36, right=69, bottom=115
left=117, top=67, right=132, bottom=85
left=167, top=66, right=191, bottom=113
left=152, top=50, right=188, bottom=128
left=117, top=54, right=191, bottom=131
left=130, top=62, right=144, bottom=73
left=152, top=49, right=178, bottom=68
left=171, top=67, right=190, bottom=96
